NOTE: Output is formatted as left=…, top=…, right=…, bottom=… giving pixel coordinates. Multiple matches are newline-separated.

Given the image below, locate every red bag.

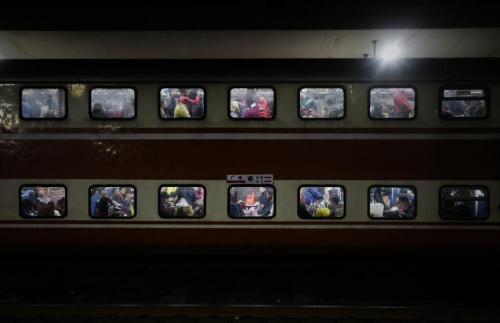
left=245, top=192, right=257, bottom=205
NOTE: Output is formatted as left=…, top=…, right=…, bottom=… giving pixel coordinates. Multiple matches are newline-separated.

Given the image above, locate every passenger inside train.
left=369, top=186, right=416, bottom=219
left=160, top=88, right=205, bottom=119
left=89, top=186, right=135, bottom=218
left=20, top=186, right=66, bottom=217
left=369, top=88, right=415, bottom=119
left=229, top=186, right=275, bottom=217
left=229, top=88, right=275, bottom=119
left=299, top=88, right=345, bottom=119
left=90, top=88, right=135, bottom=119
left=21, top=88, right=65, bottom=119
left=441, top=89, right=486, bottom=118
left=298, top=186, right=345, bottom=218
left=159, top=186, right=205, bottom=218
left=440, top=188, right=488, bottom=219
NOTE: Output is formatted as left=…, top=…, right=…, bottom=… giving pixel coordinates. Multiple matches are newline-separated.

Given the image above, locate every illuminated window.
left=440, top=86, right=489, bottom=119
left=298, top=87, right=345, bottom=119
left=229, top=87, right=276, bottom=120
left=159, top=87, right=206, bottom=119
left=159, top=185, right=206, bottom=218
left=369, top=186, right=416, bottom=219
left=439, top=186, right=489, bottom=220
left=89, top=185, right=136, bottom=219
left=20, top=185, right=67, bottom=218
left=228, top=185, right=276, bottom=218
left=90, top=87, right=136, bottom=119
left=369, top=87, right=416, bottom=119
left=298, top=185, right=346, bottom=219
left=20, top=87, right=67, bottom=120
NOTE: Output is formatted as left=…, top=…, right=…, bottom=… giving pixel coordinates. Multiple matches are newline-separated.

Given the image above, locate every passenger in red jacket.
left=178, top=89, right=200, bottom=117
left=258, top=97, right=270, bottom=118
left=393, top=90, right=413, bottom=118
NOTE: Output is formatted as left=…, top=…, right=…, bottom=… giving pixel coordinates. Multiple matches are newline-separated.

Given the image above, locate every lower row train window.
left=228, top=185, right=275, bottom=218
left=89, top=186, right=136, bottom=218
left=298, top=186, right=346, bottom=219
left=159, top=186, right=206, bottom=218
left=439, top=186, right=489, bottom=220
left=369, top=186, right=416, bottom=219
left=18, top=185, right=493, bottom=221
left=19, top=185, right=67, bottom=218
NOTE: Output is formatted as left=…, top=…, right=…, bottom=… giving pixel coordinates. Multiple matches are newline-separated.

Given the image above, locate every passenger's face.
left=37, top=188, right=45, bottom=197
left=259, top=187, right=265, bottom=193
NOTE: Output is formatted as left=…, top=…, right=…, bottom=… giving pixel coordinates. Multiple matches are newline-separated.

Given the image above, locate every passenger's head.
left=230, top=192, right=238, bottom=203
left=124, top=190, right=132, bottom=200
left=92, top=103, right=104, bottom=118
left=189, top=89, right=198, bottom=100
left=113, top=188, right=120, bottom=197
left=259, top=187, right=266, bottom=194
left=399, top=195, right=410, bottom=206
left=161, top=191, right=169, bottom=203
left=36, top=187, right=47, bottom=198
left=267, top=191, right=273, bottom=201
left=330, top=196, right=340, bottom=207
left=120, top=187, right=127, bottom=195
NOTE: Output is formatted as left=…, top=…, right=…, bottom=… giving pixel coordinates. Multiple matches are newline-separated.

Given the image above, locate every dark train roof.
left=1, top=1, right=499, bottom=30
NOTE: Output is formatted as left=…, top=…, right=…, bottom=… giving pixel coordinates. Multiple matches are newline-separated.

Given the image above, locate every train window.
left=19, top=185, right=67, bottom=218
left=369, top=87, right=416, bottom=119
left=440, top=87, right=489, bottom=119
left=20, top=87, right=67, bottom=120
left=228, top=87, right=276, bottom=120
left=369, top=186, right=416, bottom=219
left=298, top=185, right=346, bottom=219
left=89, top=185, right=136, bottom=219
left=89, top=87, right=136, bottom=120
left=298, top=87, right=345, bottom=119
left=159, top=87, right=206, bottom=119
left=159, top=185, right=206, bottom=218
left=228, top=185, right=276, bottom=218
left=439, top=186, right=489, bottom=220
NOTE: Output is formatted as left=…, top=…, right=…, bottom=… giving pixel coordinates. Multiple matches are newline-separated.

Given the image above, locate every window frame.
left=19, top=184, right=68, bottom=219
left=88, top=184, right=137, bottom=219
left=367, top=185, right=417, bottom=220
left=297, top=184, right=346, bottom=220
left=227, top=86, right=277, bottom=121
left=157, top=85, right=207, bottom=121
left=19, top=86, right=69, bottom=121
left=158, top=184, right=207, bottom=219
left=438, top=185, right=490, bottom=221
left=439, top=85, right=490, bottom=120
left=227, top=184, right=277, bottom=219
left=297, top=85, right=347, bottom=121
left=367, top=85, right=418, bottom=121
left=88, top=86, right=137, bottom=121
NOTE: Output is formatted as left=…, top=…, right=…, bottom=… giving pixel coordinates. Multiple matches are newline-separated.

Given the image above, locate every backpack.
left=174, top=102, right=190, bottom=118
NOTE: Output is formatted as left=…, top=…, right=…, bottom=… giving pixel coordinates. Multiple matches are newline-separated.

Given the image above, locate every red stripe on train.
left=0, top=228, right=499, bottom=248
left=0, top=140, right=498, bottom=180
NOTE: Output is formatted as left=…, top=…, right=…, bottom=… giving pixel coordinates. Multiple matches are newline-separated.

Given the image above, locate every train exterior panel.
left=0, top=59, right=498, bottom=253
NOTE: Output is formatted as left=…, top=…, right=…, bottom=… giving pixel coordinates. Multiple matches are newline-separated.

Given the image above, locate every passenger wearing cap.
left=398, top=193, right=415, bottom=218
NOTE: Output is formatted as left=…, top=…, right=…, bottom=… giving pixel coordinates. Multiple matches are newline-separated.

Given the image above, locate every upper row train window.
left=369, top=87, right=416, bottom=119
left=90, top=87, right=136, bottom=120
left=439, top=86, right=489, bottom=120
left=17, top=85, right=490, bottom=121
left=20, top=87, right=67, bottom=120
